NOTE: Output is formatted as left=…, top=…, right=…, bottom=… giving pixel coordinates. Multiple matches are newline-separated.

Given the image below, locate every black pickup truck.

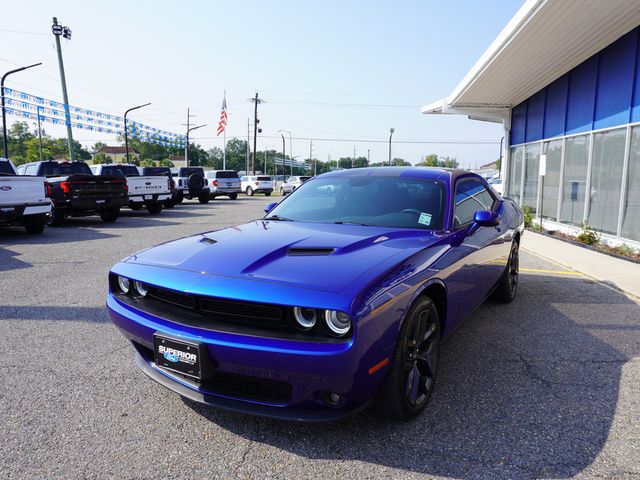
left=16, top=161, right=128, bottom=226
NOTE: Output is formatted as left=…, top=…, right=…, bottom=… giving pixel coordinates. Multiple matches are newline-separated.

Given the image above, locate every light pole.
left=279, top=130, right=293, bottom=176
left=280, top=132, right=286, bottom=179
left=1, top=62, right=42, bottom=159
left=124, top=102, right=151, bottom=163
left=186, top=123, right=206, bottom=167
left=388, top=128, right=395, bottom=166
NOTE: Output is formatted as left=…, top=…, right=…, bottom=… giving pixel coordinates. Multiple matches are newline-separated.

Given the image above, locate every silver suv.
left=280, top=176, right=312, bottom=195
left=205, top=170, right=241, bottom=200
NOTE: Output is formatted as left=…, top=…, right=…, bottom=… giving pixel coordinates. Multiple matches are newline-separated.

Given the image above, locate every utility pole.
left=388, top=128, right=395, bottom=166
left=352, top=146, right=356, bottom=169
left=183, top=108, right=204, bottom=167
left=246, top=119, right=250, bottom=174
left=264, top=150, right=267, bottom=175
left=280, top=132, right=285, bottom=180
left=288, top=131, right=293, bottom=176
left=367, top=149, right=370, bottom=166
left=249, top=92, right=263, bottom=175
left=51, top=17, right=74, bottom=160
left=309, top=139, right=314, bottom=176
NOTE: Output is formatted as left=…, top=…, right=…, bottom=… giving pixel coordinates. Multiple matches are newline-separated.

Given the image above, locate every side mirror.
left=473, top=210, right=500, bottom=227
left=264, top=202, right=278, bottom=214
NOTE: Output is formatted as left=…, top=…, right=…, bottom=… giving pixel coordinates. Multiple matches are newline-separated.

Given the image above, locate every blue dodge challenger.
left=107, top=167, right=523, bottom=421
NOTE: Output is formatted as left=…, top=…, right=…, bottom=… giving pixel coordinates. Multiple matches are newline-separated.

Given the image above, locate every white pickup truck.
left=0, top=158, right=51, bottom=234
left=90, top=164, right=171, bottom=214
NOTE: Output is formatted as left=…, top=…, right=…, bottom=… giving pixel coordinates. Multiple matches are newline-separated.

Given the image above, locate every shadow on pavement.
left=0, top=305, right=109, bottom=323
left=0, top=247, right=32, bottom=272
left=185, top=274, right=640, bottom=478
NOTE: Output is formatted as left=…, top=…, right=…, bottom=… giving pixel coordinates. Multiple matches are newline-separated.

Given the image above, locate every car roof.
left=318, top=167, right=471, bottom=182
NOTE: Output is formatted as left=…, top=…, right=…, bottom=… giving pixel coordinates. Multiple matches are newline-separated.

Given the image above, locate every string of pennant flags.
left=1, top=87, right=187, bottom=148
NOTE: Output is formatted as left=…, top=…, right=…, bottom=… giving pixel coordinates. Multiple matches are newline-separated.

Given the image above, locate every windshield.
left=179, top=168, right=204, bottom=176
left=267, top=176, right=446, bottom=230
left=143, top=167, right=170, bottom=176
left=257, top=176, right=272, bottom=181
left=0, top=161, right=15, bottom=175
left=40, top=162, right=92, bottom=177
left=100, top=165, right=139, bottom=177
left=216, top=171, right=238, bottom=179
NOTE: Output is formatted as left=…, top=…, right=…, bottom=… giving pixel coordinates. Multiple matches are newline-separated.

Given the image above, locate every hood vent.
left=199, top=236, right=217, bottom=245
left=287, top=247, right=335, bottom=257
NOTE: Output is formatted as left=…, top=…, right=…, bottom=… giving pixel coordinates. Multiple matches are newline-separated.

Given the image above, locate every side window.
left=16, top=165, right=25, bottom=175
left=25, top=165, right=38, bottom=175
left=453, top=179, right=495, bottom=228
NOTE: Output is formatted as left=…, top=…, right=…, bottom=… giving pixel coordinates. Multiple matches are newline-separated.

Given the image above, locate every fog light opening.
left=319, top=391, right=342, bottom=408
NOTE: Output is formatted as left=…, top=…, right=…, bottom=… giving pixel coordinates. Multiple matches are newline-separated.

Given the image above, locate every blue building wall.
left=511, top=26, right=640, bottom=144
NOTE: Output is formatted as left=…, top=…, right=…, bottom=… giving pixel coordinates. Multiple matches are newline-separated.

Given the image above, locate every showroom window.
left=540, top=139, right=562, bottom=220
left=587, top=128, right=626, bottom=235
left=523, top=144, right=540, bottom=213
left=559, top=134, right=590, bottom=226
left=508, top=146, right=523, bottom=203
left=621, top=126, right=640, bottom=241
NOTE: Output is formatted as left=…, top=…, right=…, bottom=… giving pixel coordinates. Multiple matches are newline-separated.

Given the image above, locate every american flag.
left=216, top=95, right=228, bottom=136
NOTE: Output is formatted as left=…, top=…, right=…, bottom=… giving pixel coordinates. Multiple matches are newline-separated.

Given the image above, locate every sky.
left=1, top=0, right=524, bottom=168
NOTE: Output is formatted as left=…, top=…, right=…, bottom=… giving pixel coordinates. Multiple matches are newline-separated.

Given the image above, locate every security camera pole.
left=52, top=17, right=75, bottom=160
left=388, top=128, right=395, bottom=166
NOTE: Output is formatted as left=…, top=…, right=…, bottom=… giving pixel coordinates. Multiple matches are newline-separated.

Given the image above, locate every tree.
left=91, top=142, right=106, bottom=154
left=418, top=154, right=459, bottom=169
left=92, top=153, right=113, bottom=164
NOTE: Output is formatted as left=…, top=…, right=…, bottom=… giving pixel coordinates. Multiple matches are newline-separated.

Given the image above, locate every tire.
left=198, top=193, right=210, bottom=204
left=229, top=193, right=238, bottom=200
left=163, top=199, right=175, bottom=209
left=492, top=241, right=519, bottom=303
left=23, top=214, right=46, bottom=234
left=265, top=192, right=272, bottom=197
left=130, top=203, right=143, bottom=211
left=146, top=202, right=163, bottom=215
left=280, top=187, right=285, bottom=196
left=176, top=191, right=184, bottom=204
left=188, top=173, right=205, bottom=192
left=47, top=207, right=65, bottom=227
left=246, top=187, right=254, bottom=196
left=374, top=296, right=441, bottom=420
left=100, top=207, right=119, bottom=223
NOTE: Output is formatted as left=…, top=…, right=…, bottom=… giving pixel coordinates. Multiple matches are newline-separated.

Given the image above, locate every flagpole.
left=222, top=90, right=226, bottom=170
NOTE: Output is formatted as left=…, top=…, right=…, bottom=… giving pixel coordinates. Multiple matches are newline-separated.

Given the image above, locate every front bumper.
left=107, top=291, right=388, bottom=421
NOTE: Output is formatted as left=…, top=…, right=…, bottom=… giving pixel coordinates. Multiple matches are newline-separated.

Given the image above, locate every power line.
left=0, top=28, right=48, bottom=36
left=191, top=134, right=500, bottom=145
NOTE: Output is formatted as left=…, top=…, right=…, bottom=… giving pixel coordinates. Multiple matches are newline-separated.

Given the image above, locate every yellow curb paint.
left=519, top=267, right=584, bottom=276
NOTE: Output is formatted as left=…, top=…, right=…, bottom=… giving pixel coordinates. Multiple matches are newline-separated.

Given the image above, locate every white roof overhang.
left=423, top=0, right=640, bottom=124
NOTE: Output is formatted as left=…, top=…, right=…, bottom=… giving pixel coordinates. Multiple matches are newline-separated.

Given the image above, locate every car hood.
left=126, top=220, right=444, bottom=293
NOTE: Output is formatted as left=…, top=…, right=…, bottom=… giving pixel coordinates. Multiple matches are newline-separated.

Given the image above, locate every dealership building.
left=424, top=0, right=640, bottom=245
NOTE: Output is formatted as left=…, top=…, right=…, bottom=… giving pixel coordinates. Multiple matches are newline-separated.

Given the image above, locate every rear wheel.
left=265, top=191, right=272, bottom=197
left=176, top=191, right=184, bottom=204
left=374, top=296, right=440, bottom=420
left=280, top=187, right=285, bottom=196
left=47, top=207, right=65, bottom=227
left=146, top=202, right=163, bottom=215
left=130, top=203, right=143, bottom=211
left=198, top=193, right=210, bottom=204
left=492, top=241, right=519, bottom=303
left=229, top=193, right=238, bottom=200
left=100, top=207, right=119, bottom=223
left=246, top=187, right=254, bottom=196
left=163, top=198, right=175, bottom=209
left=23, top=214, right=46, bottom=234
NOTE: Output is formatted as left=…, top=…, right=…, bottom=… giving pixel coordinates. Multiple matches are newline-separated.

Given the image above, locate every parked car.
left=0, top=157, right=51, bottom=234
left=240, top=175, right=273, bottom=196
left=489, top=176, right=503, bottom=195
left=205, top=170, right=241, bottom=200
left=280, top=175, right=312, bottom=195
left=17, top=160, right=128, bottom=226
left=171, top=167, right=210, bottom=204
left=142, top=166, right=178, bottom=208
left=107, top=167, right=524, bottom=421
left=90, top=164, right=171, bottom=214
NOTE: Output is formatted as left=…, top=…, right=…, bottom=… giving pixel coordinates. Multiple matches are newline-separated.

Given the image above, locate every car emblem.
left=0, top=186, right=11, bottom=191
left=164, top=352, right=179, bottom=363
left=145, top=181, right=151, bottom=186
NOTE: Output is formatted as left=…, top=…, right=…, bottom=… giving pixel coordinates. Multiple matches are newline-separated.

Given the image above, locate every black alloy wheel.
left=374, top=296, right=440, bottom=420
left=47, top=207, right=65, bottom=227
left=492, top=241, right=519, bottom=303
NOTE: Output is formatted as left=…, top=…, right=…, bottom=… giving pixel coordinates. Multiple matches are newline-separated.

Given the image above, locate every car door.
left=447, top=177, right=505, bottom=321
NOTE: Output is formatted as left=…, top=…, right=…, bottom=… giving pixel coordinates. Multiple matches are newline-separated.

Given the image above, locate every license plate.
left=144, top=195, right=152, bottom=200
left=154, top=335, right=202, bottom=379
left=95, top=199, right=105, bottom=204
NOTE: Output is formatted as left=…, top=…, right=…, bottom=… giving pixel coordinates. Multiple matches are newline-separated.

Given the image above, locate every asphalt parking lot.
left=1, top=196, right=639, bottom=480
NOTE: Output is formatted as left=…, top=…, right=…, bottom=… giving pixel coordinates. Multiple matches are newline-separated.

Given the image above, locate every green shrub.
left=523, top=206, right=534, bottom=229
left=616, top=243, right=638, bottom=257
left=576, top=222, right=600, bottom=246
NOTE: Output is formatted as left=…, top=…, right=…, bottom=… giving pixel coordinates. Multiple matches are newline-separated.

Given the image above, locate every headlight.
left=134, top=281, right=149, bottom=297
left=325, top=310, right=351, bottom=336
left=292, top=307, right=317, bottom=330
left=117, top=276, right=130, bottom=294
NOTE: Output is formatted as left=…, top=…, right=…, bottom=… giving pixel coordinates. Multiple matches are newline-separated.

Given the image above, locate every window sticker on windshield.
left=418, top=212, right=432, bottom=226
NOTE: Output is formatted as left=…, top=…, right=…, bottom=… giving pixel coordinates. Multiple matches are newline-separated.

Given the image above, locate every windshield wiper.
left=266, top=215, right=294, bottom=221
left=334, top=220, right=371, bottom=226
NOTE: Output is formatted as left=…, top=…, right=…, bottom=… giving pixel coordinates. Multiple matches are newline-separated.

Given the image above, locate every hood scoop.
left=199, top=236, right=217, bottom=245
left=287, top=247, right=335, bottom=257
